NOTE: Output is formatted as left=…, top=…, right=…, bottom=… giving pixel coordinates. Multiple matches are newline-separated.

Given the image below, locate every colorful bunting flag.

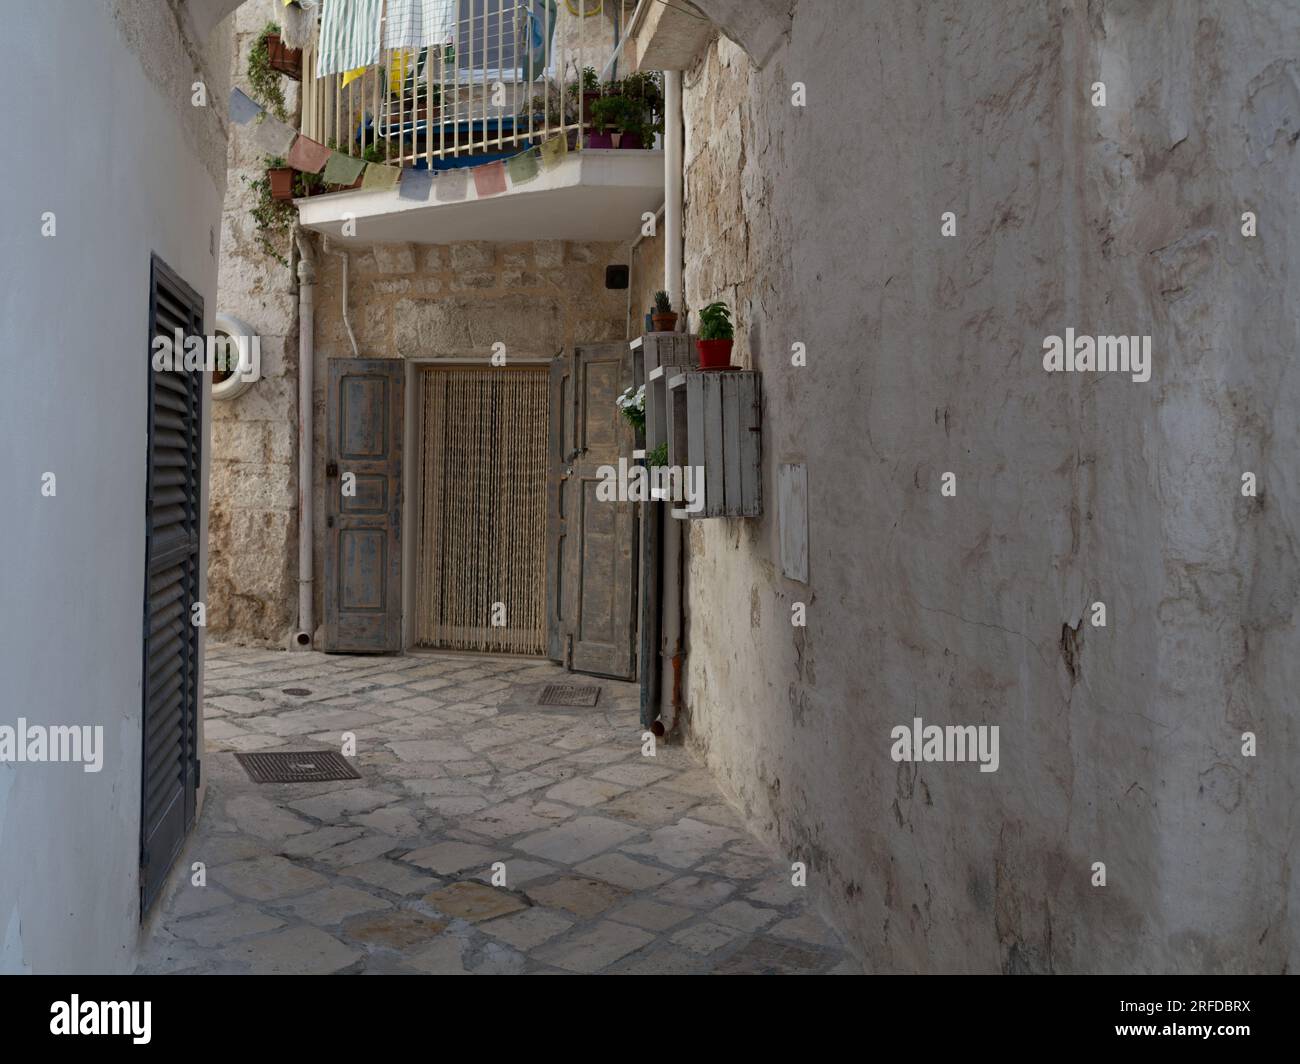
left=434, top=168, right=469, bottom=202
left=538, top=134, right=568, bottom=170
left=254, top=114, right=298, bottom=157
left=506, top=148, right=541, bottom=186
left=362, top=162, right=402, bottom=190
left=473, top=160, right=507, bottom=198
left=287, top=135, right=331, bottom=174
left=322, top=151, right=366, bottom=186
left=229, top=87, right=263, bottom=125
left=398, top=169, right=436, bottom=201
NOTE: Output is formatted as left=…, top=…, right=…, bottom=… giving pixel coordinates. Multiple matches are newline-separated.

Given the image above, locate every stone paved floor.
left=137, top=643, right=857, bottom=975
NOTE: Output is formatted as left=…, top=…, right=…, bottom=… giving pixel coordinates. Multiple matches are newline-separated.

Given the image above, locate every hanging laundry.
left=317, top=0, right=383, bottom=78
left=385, top=0, right=458, bottom=50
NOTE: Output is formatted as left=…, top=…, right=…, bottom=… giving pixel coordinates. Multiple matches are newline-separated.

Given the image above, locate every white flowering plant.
left=616, top=384, right=646, bottom=432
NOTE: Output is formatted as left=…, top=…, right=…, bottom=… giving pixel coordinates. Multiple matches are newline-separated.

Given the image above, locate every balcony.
left=293, top=0, right=663, bottom=244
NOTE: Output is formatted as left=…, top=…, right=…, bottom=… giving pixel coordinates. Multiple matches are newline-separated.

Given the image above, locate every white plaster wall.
left=0, top=0, right=227, bottom=973
left=682, top=1, right=1299, bottom=972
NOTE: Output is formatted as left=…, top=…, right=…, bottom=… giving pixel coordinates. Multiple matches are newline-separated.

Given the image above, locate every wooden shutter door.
left=324, top=358, right=404, bottom=653
left=547, top=343, right=638, bottom=679
left=141, top=256, right=203, bottom=913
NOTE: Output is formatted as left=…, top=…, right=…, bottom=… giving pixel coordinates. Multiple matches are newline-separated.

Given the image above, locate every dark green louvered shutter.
left=141, top=255, right=203, bottom=914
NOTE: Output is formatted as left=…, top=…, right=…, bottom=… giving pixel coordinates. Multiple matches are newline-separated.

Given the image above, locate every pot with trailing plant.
left=616, top=384, right=646, bottom=439
left=696, top=301, right=735, bottom=369
left=249, top=26, right=291, bottom=118
left=265, top=155, right=295, bottom=201
left=651, top=291, right=677, bottom=333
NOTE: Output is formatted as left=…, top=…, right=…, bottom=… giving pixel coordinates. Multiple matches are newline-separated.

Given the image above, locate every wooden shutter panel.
left=141, top=256, right=203, bottom=913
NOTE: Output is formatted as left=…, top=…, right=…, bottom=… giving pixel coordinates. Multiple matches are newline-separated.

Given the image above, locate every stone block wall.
left=304, top=236, right=631, bottom=644
left=208, top=0, right=301, bottom=646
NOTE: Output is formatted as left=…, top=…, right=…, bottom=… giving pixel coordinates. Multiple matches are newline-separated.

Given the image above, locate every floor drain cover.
left=538, top=683, right=601, bottom=707
left=282, top=688, right=312, bottom=696
left=234, top=751, right=361, bottom=784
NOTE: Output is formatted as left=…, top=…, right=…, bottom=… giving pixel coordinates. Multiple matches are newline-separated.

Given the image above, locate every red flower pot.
left=266, top=34, right=303, bottom=80
left=617, top=132, right=645, bottom=149
left=586, top=131, right=613, bottom=149
left=696, top=339, right=734, bottom=369
left=268, top=167, right=295, bottom=201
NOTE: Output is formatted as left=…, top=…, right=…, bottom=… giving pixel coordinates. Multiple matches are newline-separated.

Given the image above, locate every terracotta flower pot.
left=652, top=312, right=678, bottom=333
left=268, top=166, right=295, bottom=201
left=266, top=34, right=303, bottom=80
left=696, top=339, right=735, bottom=370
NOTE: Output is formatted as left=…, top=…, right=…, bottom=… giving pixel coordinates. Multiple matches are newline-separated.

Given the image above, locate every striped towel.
left=384, top=0, right=458, bottom=50
left=317, top=0, right=384, bottom=78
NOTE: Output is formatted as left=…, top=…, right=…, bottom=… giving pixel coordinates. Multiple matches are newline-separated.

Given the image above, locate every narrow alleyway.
left=137, top=644, right=857, bottom=974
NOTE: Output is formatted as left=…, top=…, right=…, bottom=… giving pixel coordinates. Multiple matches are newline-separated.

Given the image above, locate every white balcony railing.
left=301, top=0, right=642, bottom=173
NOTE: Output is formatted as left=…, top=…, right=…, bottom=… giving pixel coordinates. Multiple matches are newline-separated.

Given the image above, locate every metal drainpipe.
left=660, top=69, right=685, bottom=733
left=292, top=228, right=317, bottom=649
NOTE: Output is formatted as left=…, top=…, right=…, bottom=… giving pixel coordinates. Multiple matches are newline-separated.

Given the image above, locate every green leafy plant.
left=647, top=442, right=668, bottom=468
left=248, top=23, right=289, bottom=121
left=654, top=290, right=672, bottom=313
left=698, top=301, right=734, bottom=341
left=362, top=139, right=392, bottom=164
left=245, top=155, right=296, bottom=266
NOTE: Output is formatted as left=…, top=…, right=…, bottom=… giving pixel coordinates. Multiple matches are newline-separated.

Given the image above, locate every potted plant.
left=266, top=32, right=302, bottom=79
left=248, top=24, right=290, bottom=119
left=651, top=291, right=677, bottom=333
left=244, top=166, right=297, bottom=266
left=696, top=301, right=735, bottom=369
left=614, top=71, right=663, bottom=148
left=586, top=94, right=617, bottom=149
left=265, top=155, right=295, bottom=201
left=616, top=384, right=646, bottom=435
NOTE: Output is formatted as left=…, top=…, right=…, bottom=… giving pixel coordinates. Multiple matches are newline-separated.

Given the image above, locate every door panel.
left=548, top=343, right=637, bottom=679
left=141, top=255, right=202, bottom=914
left=324, top=359, right=404, bottom=653
left=546, top=351, right=572, bottom=661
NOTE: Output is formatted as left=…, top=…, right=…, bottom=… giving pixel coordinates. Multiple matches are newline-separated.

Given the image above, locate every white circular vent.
left=211, top=312, right=260, bottom=401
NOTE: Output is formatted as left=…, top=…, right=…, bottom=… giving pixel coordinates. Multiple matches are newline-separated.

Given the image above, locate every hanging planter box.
left=265, top=33, right=303, bottom=79
left=267, top=166, right=295, bottom=201
left=664, top=369, right=763, bottom=519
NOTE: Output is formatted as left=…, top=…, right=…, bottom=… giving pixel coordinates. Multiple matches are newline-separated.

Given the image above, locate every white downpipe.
left=337, top=244, right=360, bottom=358
left=293, top=229, right=316, bottom=649
left=664, top=70, right=683, bottom=311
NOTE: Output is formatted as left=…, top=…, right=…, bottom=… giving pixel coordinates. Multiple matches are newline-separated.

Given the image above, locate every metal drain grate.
left=538, top=683, right=601, bottom=707
left=234, top=750, right=361, bottom=784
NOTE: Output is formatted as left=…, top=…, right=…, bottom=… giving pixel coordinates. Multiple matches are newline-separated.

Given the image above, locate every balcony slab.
left=297, top=149, right=664, bottom=246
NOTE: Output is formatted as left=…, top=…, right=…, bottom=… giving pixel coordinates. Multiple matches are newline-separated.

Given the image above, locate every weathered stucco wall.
left=1, top=0, right=228, bottom=973
left=209, top=0, right=301, bottom=646
left=305, top=237, right=630, bottom=642
left=680, top=1, right=1299, bottom=972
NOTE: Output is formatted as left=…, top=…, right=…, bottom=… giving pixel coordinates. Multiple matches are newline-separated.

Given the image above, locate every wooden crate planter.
left=664, top=369, right=762, bottom=519
left=636, top=332, right=696, bottom=460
